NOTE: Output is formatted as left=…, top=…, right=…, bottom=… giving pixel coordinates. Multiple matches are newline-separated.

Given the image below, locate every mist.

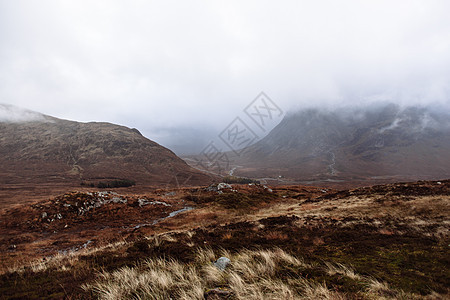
left=1, top=1, right=449, bottom=153
left=0, top=104, right=48, bottom=123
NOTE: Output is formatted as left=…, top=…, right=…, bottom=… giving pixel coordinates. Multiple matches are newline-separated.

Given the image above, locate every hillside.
left=227, top=103, right=450, bottom=185
left=0, top=104, right=213, bottom=207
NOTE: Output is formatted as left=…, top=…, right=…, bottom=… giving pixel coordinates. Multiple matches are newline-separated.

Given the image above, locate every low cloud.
left=0, top=1, right=449, bottom=151
left=0, top=104, right=48, bottom=123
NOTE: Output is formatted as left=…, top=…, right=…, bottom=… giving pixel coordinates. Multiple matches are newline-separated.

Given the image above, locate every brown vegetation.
left=0, top=180, right=449, bottom=299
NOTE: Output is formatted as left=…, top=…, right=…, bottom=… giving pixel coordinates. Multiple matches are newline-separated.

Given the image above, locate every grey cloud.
left=1, top=1, right=450, bottom=153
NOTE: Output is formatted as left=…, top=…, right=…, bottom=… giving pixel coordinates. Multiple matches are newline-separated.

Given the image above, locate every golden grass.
left=5, top=240, right=128, bottom=275
left=324, top=261, right=362, bottom=280
left=82, top=247, right=432, bottom=300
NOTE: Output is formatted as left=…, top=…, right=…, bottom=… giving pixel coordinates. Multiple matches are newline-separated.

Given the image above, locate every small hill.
left=0, top=104, right=212, bottom=188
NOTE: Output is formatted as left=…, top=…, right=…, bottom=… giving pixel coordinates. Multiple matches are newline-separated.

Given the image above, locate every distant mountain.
left=230, top=103, right=450, bottom=183
left=0, top=104, right=212, bottom=186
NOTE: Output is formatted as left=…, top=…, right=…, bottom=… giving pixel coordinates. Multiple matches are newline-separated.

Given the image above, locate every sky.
left=1, top=0, right=450, bottom=154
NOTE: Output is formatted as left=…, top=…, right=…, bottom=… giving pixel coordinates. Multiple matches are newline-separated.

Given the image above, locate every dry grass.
left=324, top=262, right=362, bottom=280
left=249, top=193, right=450, bottom=240
left=82, top=248, right=430, bottom=300
left=5, top=240, right=128, bottom=275
left=144, top=233, right=178, bottom=247
left=3, top=181, right=448, bottom=299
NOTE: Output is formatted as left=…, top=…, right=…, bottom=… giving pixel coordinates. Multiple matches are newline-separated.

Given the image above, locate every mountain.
left=0, top=104, right=212, bottom=187
left=230, top=103, right=450, bottom=183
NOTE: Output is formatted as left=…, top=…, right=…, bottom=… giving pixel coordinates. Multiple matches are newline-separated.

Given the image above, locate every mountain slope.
left=0, top=104, right=212, bottom=187
left=231, top=103, right=450, bottom=182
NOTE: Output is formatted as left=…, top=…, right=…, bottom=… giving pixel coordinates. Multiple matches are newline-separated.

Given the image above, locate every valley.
left=2, top=1, right=450, bottom=298
left=1, top=104, right=449, bottom=299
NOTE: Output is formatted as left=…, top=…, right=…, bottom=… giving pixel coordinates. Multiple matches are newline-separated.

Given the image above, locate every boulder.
left=213, top=256, right=231, bottom=271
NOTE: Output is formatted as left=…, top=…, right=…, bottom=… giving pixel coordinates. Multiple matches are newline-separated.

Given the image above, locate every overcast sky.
left=1, top=0, right=450, bottom=153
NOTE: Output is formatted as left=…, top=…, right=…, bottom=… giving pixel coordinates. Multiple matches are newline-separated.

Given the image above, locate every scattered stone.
left=138, top=199, right=171, bottom=207
left=213, top=256, right=231, bottom=271
left=111, top=197, right=127, bottom=204
left=263, top=185, right=273, bottom=192
left=138, top=198, right=149, bottom=207
left=97, top=191, right=118, bottom=197
left=217, top=183, right=232, bottom=190
left=206, top=183, right=233, bottom=193
left=150, top=200, right=171, bottom=206
left=82, top=240, right=93, bottom=249
left=41, top=212, right=47, bottom=218
left=205, top=185, right=218, bottom=192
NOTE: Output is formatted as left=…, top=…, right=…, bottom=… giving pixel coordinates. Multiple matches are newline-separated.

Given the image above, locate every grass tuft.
left=82, top=248, right=430, bottom=299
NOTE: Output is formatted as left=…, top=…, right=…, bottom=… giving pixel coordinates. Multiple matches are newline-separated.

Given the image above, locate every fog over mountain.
left=1, top=1, right=450, bottom=154
left=226, top=103, right=450, bottom=184
left=2, top=4, right=450, bottom=298
left=0, top=104, right=49, bottom=123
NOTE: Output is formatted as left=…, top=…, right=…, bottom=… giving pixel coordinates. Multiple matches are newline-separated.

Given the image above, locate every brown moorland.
left=0, top=179, right=448, bottom=299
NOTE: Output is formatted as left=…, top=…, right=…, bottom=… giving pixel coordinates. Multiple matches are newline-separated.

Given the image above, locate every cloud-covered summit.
left=1, top=1, right=449, bottom=150
left=0, top=104, right=48, bottom=123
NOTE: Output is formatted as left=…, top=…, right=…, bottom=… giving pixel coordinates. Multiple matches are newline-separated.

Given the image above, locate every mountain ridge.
left=226, top=103, right=450, bottom=184
left=0, top=104, right=213, bottom=190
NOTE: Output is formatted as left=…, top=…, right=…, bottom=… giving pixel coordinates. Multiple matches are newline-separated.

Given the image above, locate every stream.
left=328, top=151, right=337, bottom=176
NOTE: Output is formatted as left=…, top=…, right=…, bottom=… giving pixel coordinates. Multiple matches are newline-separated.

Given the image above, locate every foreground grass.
left=82, top=248, right=439, bottom=300
left=1, top=221, right=448, bottom=299
left=1, top=180, right=449, bottom=299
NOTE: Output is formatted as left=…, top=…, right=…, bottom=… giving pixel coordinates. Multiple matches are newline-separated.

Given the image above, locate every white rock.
left=217, top=183, right=232, bottom=190
left=214, top=257, right=231, bottom=271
